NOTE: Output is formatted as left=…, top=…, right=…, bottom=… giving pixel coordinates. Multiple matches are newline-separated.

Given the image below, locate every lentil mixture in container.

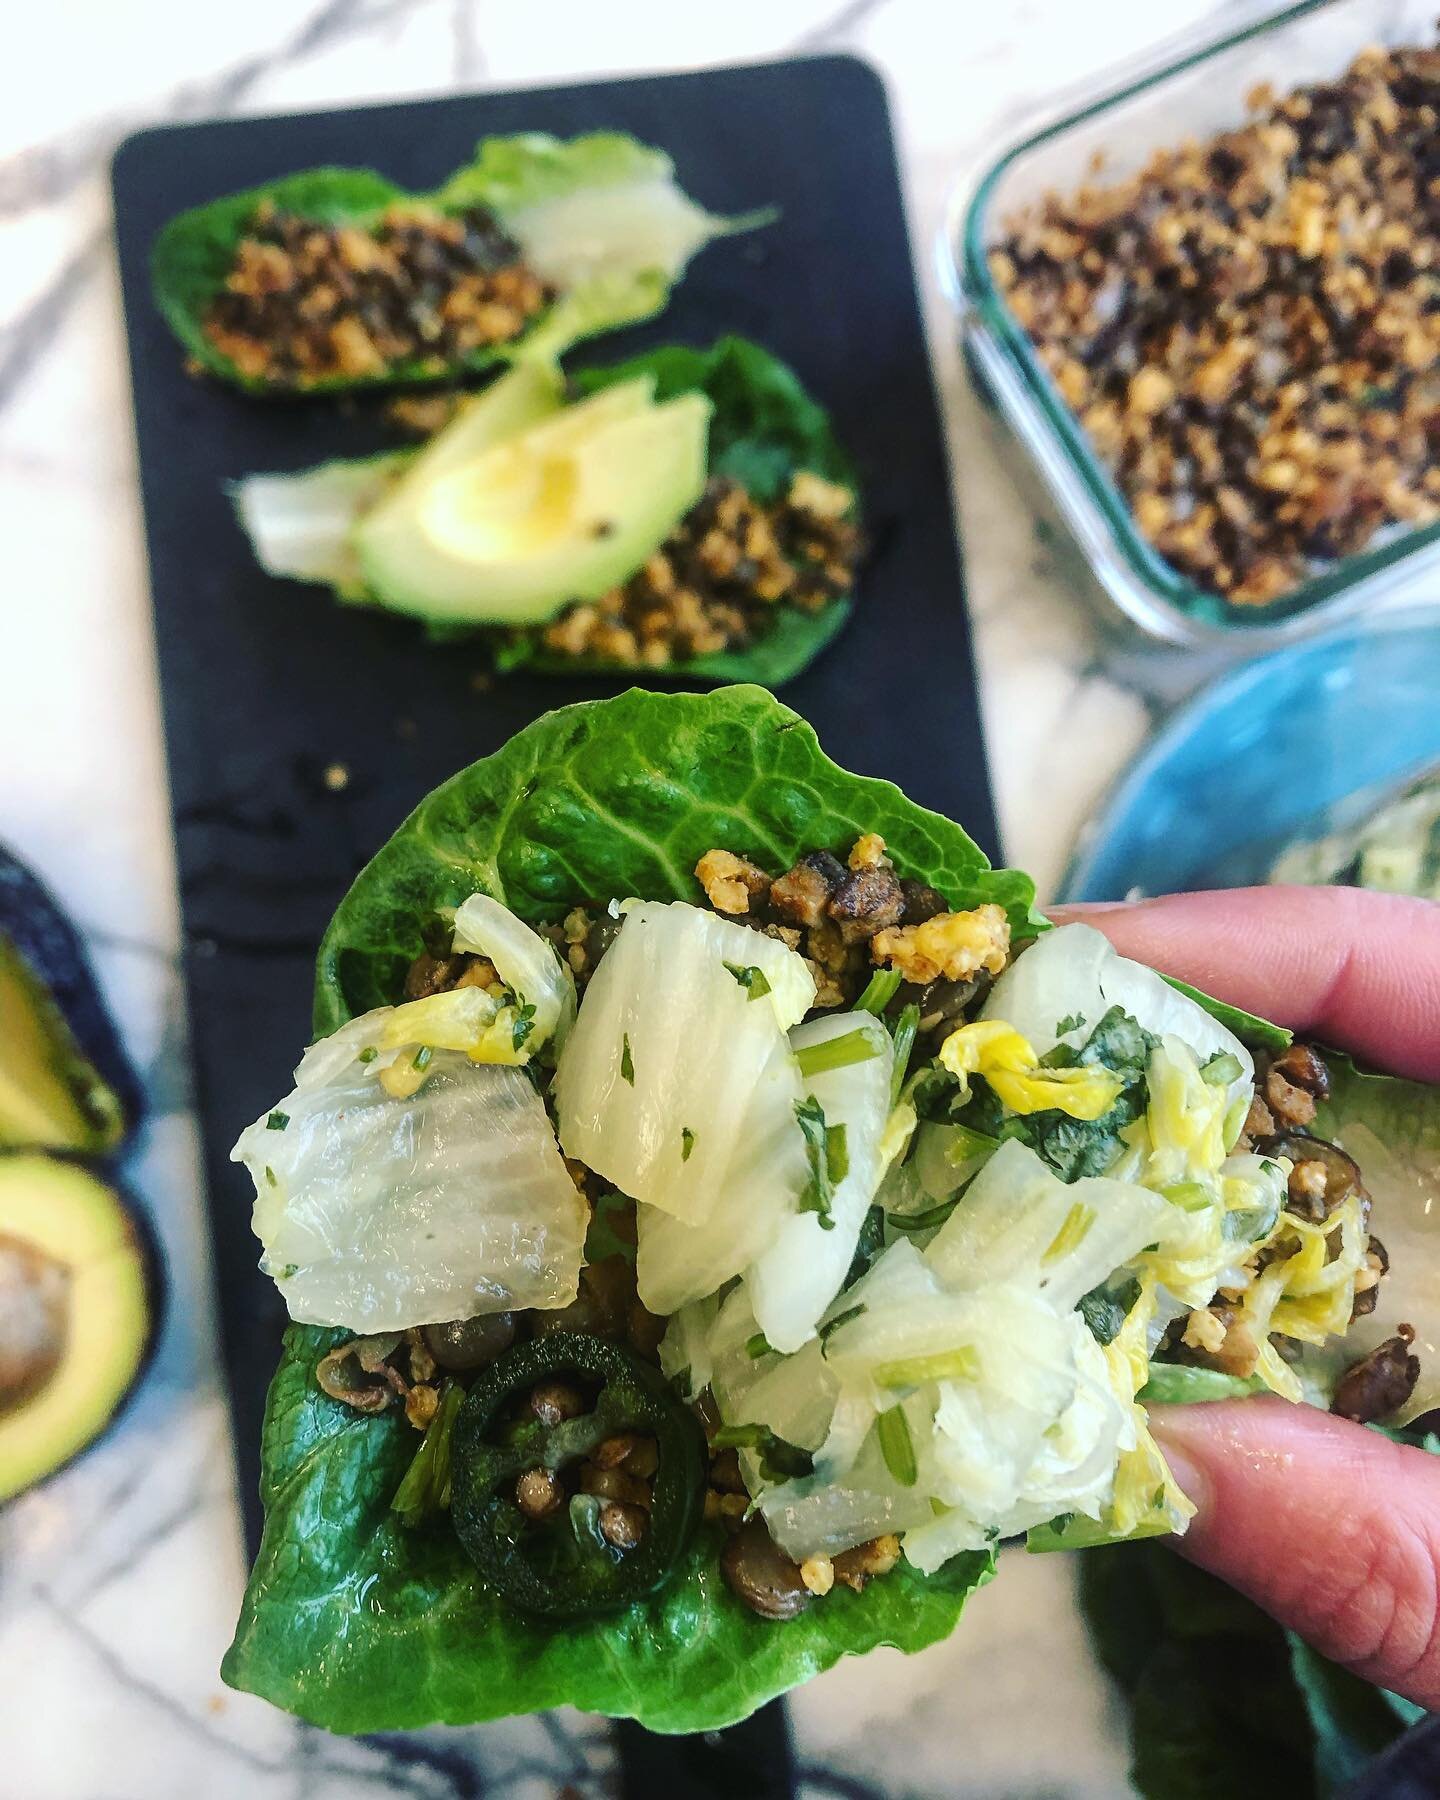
left=958, top=8, right=1440, bottom=634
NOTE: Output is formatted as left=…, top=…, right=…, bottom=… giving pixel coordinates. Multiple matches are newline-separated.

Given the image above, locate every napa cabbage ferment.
left=232, top=895, right=586, bottom=1329
left=679, top=923, right=1383, bottom=1570
left=554, top=902, right=897, bottom=1345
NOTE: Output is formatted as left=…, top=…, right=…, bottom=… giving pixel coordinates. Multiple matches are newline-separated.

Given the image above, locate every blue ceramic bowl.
left=1060, top=611, right=1440, bottom=902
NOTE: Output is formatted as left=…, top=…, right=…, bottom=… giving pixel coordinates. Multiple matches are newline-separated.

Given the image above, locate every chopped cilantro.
left=681, top=1126, right=696, bottom=1163
left=511, top=1001, right=537, bottom=1052
left=266, top=1111, right=290, bottom=1131
left=620, top=1034, right=634, bottom=1085
left=1054, top=1012, right=1087, bottom=1036
left=877, top=1404, right=918, bottom=1487
left=795, top=1097, right=846, bottom=1229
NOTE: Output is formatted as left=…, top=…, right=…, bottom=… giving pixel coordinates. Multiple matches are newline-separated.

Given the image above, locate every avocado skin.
left=0, top=846, right=144, bottom=1149
left=0, top=1155, right=164, bottom=1501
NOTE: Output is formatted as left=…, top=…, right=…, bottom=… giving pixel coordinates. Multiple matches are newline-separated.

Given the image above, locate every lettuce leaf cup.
left=222, top=687, right=1438, bottom=1733
left=233, top=338, right=860, bottom=685
left=152, top=133, right=766, bottom=395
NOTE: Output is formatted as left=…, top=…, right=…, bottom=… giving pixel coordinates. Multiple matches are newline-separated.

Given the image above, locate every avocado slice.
left=0, top=1156, right=157, bottom=1501
left=0, top=847, right=142, bottom=1154
left=353, top=374, right=712, bottom=625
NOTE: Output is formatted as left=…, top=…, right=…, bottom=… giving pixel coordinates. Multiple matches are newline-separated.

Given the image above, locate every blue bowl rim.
left=1057, top=606, right=1440, bottom=902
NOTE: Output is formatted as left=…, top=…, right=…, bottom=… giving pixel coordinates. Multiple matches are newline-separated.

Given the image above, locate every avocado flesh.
left=353, top=385, right=712, bottom=624
left=0, top=1157, right=152, bottom=1501
left=0, top=936, right=125, bottom=1154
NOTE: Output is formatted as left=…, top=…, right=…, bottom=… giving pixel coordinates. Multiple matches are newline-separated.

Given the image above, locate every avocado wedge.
left=0, top=848, right=142, bottom=1155
left=152, top=132, right=767, bottom=395
left=0, top=1156, right=159, bottom=1501
left=233, top=337, right=861, bottom=687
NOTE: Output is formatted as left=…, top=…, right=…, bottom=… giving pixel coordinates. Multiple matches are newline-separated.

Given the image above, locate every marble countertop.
left=6, top=2, right=1433, bottom=1795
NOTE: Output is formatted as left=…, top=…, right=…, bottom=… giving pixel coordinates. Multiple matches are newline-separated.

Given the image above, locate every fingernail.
left=1150, top=1419, right=1213, bottom=1523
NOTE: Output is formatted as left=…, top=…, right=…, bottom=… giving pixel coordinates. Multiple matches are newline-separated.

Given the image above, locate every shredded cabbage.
left=747, top=1010, right=895, bottom=1353
left=233, top=1050, right=585, bottom=1331
left=554, top=900, right=814, bottom=1224
left=451, top=892, right=576, bottom=1054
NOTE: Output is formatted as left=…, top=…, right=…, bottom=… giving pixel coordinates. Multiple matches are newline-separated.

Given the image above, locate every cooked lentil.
left=202, top=200, right=552, bottom=389
left=534, top=472, right=860, bottom=666
left=991, top=40, right=1440, bottom=605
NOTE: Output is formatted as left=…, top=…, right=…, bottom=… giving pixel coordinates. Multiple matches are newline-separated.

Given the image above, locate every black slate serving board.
left=111, top=54, right=997, bottom=1789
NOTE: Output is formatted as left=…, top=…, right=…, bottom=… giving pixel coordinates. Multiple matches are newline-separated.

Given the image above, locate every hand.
left=1053, top=885, right=1440, bottom=1708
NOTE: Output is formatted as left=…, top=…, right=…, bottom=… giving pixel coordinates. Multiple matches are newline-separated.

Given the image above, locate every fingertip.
left=1148, top=1400, right=1440, bottom=1706
left=1045, top=887, right=1440, bottom=1082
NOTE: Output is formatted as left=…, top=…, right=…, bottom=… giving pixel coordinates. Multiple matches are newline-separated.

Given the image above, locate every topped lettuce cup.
left=223, top=687, right=1436, bottom=1732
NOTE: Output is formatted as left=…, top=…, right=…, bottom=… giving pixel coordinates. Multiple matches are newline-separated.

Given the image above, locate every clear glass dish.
left=944, top=0, right=1440, bottom=647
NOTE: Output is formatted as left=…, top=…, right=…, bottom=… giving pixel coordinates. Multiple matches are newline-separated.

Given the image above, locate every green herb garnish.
left=357, top=1046, right=378, bottom=1063
left=874, top=1346, right=979, bottom=1388
left=412, top=1045, right=434, bottom=1073
left=1201, top=1051, right=1244, bottom=1087
left=511, top=1001, right=537, bottom=1052
left=724, top=961, right=772, bottom=1000
left=795, top=1029, right=879, bottom=1079
left=889, top=1003, right=921, bottom=1107
left=855, top=968, right=903, bottom=1015
left=681, top=1126, right=695, bottom=1162
left=712, top=1422, right=814, bottom=1483
left=877, top=1404, right=917, bottom=1487
left=795, top=1097, right=846, bottom=1229
left=620, top=1034, right=634, bottom=1085
left=266, top=1111, right=290, bottom=1131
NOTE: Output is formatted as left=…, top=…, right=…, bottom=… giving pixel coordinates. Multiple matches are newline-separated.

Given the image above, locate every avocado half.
left=0, top=1156, right=160, bottom=1501
left=0, top=846, right=143, bottom=1154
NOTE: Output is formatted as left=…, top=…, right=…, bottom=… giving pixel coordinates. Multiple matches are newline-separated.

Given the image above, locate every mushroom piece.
left=1254, top=1132, right=1366, bottom=1224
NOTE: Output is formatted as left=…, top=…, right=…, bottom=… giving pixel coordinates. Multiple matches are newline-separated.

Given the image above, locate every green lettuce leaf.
left=222, top=1328, right=992, bottom=1732
left=151, top=133, right=757, bottom=394
left=502, top=337, right=860, bottom=682
left=226, top=687, right=1029, bottom=1729
left=234, top=337, right=861, bottom=687
left=1167, top=980, right=1292, bottom=1053
left=312, top=686, right=1041, bottom=1033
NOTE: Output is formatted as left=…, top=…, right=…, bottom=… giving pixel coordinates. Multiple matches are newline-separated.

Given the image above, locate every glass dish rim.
left=951, top=0, right=1440, bottom=633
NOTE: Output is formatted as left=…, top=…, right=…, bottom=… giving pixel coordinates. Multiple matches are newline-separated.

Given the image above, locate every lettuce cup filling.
left=224, top=688, right=1437, bottom=1733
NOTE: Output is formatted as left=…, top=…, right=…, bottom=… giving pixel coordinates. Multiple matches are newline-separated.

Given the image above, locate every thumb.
left=1150, top=1398, right=1440, bottom=1708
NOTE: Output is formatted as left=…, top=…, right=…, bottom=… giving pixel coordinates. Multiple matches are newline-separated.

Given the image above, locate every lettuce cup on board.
left=222, top=687, right=1438, bottom=1732
left=233, top=338, right=860, bottom=686
left=153, top=133, right=768, bottom=395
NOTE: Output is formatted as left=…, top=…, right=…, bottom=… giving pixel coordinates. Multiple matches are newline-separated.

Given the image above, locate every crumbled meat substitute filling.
left=202, top=200, right=552, bottom=388
left=533, top=472, right=860, bottom=666
left=991, top=39, right=1440, bottom=605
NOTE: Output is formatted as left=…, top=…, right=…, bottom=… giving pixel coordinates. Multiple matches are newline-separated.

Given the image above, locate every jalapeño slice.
left=450, top=1332, right=705, bottom=1618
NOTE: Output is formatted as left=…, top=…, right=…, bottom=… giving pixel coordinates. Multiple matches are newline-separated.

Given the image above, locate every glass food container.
left=945, top=0, right=1440, bottom=646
